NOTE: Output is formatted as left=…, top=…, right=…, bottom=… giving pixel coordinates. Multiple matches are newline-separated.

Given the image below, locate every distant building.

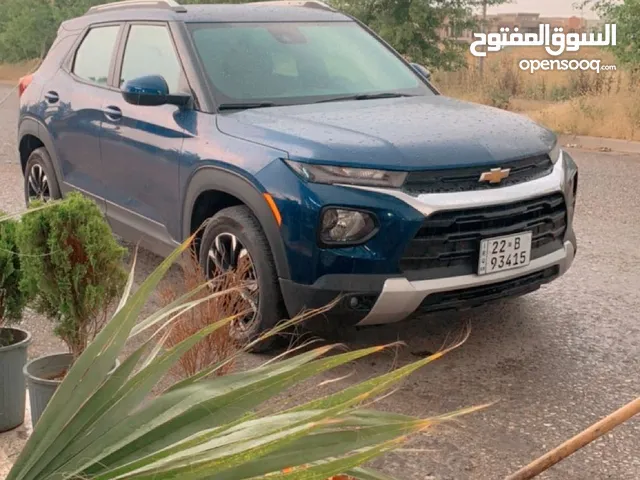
left=436, top=19, right=474, bottom=43
left=437, top=12, right=603, bottom=42
left=485, top=13, right=592, bottom=34
left=488, top=13, right=542, bottom=34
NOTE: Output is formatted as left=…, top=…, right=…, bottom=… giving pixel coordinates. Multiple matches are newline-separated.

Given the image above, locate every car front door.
left=43, top=24, right=122, bottom=208
left=99, top=22, right=191, bottom=253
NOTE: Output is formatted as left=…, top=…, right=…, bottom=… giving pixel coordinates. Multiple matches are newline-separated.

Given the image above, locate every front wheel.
left=199, top=205, right=287, bottom=353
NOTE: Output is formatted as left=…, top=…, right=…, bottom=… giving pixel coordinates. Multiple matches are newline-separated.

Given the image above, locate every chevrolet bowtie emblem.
left=479, top=167, right=511, bottom=184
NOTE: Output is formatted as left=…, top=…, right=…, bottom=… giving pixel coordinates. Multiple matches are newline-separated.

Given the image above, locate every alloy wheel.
left=206, top=232, right=259, bottom=332
left=27, top=164, right=50, bottom=202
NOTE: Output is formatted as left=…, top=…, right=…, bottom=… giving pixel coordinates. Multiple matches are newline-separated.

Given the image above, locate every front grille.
left=400, top=193, right=567, bottom=278
left=418, top=266, right=559, bottom=313
left=403, top=154, right=553, bottom=195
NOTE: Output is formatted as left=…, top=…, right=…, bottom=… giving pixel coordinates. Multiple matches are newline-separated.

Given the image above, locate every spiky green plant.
left=5, top=226, right=483, bottom=480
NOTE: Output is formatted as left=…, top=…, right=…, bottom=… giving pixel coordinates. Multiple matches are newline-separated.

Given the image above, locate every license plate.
left=478, top=232, right=532, bottom=276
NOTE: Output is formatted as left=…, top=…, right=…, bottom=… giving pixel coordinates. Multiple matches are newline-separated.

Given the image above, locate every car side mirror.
left=410, top=63, right=432, bottom=82
left=121, top=75, right=191, bottom=107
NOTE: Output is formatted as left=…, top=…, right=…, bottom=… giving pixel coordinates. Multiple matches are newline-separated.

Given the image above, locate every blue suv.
left=18, top=0, right=578, bottom=350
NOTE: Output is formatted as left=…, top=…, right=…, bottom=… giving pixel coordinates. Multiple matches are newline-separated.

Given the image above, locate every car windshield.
left=188, top=21, right=433, bottom=107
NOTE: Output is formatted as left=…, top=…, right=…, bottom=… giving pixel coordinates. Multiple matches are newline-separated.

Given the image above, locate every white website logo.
left=518, top=58, right=616, bottom=74
left=470, top=24, right=617, bottom=57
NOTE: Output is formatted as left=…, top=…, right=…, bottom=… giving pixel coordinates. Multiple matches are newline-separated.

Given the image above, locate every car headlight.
left=549, top=142, right=561, bottom=164
left=285, top=160, right=407, bottom=188
left=319, top=208, right=378, bottom=245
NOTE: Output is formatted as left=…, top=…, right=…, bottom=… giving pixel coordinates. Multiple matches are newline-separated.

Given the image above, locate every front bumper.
left=276, top=149, right=578, bottom=325
left=357, top=238, right=575, bottom=325
left=280, top=235, right=576, bottom=326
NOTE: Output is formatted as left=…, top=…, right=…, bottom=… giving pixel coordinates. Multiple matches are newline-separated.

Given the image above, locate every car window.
left=189, top=22, right=429, bottom=104
left=120, top=24, right=185, bottom=93
left=73, top=26, right=120, bottom=86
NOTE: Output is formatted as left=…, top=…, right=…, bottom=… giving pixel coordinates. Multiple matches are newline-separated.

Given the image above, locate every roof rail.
left=249, top=1, right=336, bottom=12
left=86, top=0, right=186, bottom=15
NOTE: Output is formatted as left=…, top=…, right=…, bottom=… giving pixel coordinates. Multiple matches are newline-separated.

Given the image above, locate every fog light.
left=345, top=295, right=377, bottom=311
left=320, top=208, right=377, bottom=245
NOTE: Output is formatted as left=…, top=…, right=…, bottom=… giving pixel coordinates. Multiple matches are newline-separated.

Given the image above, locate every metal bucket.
left=0, top=327, right=32, bottom=432
left=24, top=352, right=119, bottom=427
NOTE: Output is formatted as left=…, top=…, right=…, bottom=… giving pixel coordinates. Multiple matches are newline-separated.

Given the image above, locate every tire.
left=24, top=147, right=62, bottom=206
left=199, top=205, right=287, bottom=353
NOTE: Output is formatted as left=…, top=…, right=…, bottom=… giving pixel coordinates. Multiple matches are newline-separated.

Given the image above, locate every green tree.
left=0, top=0, right=56, bottom=62
left=0, top=0, right=508, bottom=70
left=330, top=0, right=510, bottom=70
left=18, top=193, right=127, bottom=360
left=0, top=0, right=132, bottom=62
left=586, top=0, right=640, bottom=71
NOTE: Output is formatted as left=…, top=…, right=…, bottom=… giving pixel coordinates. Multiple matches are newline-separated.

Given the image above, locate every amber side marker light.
left=263, top=193, right=282, bottom=226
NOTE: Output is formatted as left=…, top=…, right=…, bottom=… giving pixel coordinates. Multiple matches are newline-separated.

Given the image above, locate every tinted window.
left=189, top=22, right=430, bottom=104
left=73, top=26, right=120, bottom=86
left=120, top=25, right=185, bottom=93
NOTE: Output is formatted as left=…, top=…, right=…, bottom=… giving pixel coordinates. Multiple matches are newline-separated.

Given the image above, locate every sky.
left=489, top=0, right=599, bottom=19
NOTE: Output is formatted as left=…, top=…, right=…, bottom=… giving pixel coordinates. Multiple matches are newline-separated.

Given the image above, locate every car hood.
left=216, top=95, right=556, bottom=170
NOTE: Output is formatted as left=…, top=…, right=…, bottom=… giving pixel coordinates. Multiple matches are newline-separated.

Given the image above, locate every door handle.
left=103, top=105, right=122, bottom=121
left=44, top=91, right=59, bottom=104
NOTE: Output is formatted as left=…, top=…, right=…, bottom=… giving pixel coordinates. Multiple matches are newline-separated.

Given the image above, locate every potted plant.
left=18, top=193, right=127, bottom=425
left=7, top=234, right=481, bottom=480
left=0, top=212, right=30, bottom=432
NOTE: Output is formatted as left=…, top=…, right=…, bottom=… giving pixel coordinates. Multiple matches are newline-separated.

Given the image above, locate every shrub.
left=484, top=56, right=523, bottom=110
left=549, top=84, right=572, bottom=102
left=0, top=213, right=25, bottom=325
left=494, top=57, right=522, bottom=97
left=626, top=92, right=640, bottom=138
left=488, top=88, right=511, bottom=110
left=17, top=192, right=127, bottom=360
left=159, top=250, right=241, bottom=378
left=0, top=212, right=26, bottom=347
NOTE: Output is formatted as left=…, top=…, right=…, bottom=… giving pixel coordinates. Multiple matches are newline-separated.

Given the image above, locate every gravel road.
left=1, top=85, right=639, bottom=480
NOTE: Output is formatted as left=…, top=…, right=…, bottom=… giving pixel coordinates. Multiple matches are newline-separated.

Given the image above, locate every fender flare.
left=182, top=166, right=291, bottom=280
left=18, top=117, right=65, bottom=186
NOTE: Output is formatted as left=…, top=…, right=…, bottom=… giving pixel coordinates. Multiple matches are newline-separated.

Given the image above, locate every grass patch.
left=434, top=46, right=640, bottom=141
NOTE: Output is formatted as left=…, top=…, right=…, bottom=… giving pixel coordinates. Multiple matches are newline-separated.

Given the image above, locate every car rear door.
left=99, top=22, right=190, bottom=253
left=42, top=23, right=123, bottom=209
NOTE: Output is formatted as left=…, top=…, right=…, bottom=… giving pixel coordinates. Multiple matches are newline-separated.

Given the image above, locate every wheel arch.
left=182, top=166, right=291, bottom=280
left=18, top=118, right=64, bottom=185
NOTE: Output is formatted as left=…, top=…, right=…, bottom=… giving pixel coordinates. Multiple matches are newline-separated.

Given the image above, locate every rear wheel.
left=24, top=147, right=61, bottom=206
left=199, top=205, right=287, bottom=353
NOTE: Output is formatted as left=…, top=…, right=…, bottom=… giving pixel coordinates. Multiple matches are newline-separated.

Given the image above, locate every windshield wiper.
left=316, top=92, right=417, bottom=104
left=218, top=102, right=276, bottom=111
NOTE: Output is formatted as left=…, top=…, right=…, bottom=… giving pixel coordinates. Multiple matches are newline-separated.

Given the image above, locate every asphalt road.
left=1, top=85, right=639, bottom=480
